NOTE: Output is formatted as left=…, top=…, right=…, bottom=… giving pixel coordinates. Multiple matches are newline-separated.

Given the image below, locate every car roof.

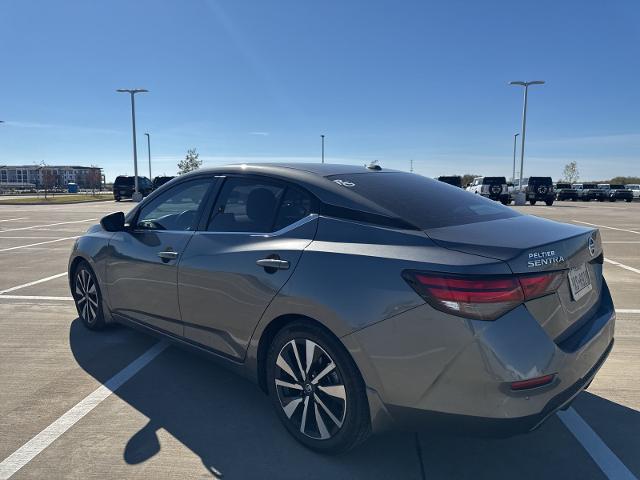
left=191, top=162, right=401, bottom=179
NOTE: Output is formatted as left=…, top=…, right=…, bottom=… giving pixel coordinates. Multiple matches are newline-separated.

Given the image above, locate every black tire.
left=114, top=195, right=121, bottom=202
left=609, top=197, right=616, bottom=202
left=598, top=198, right=605, bottom=202
left=500, top=199, right=510, bottom=205
left=266, top=321, right=371, bottom=454
left=529, top=200, right=536, bottom=206
left=72, top=261, right=106, bottom=330
left=626, top=198, right=633, bottom=203
left=545, top=200, right=554, bottom=206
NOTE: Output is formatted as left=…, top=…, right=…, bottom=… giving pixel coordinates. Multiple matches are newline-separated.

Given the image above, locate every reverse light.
left=403, top=270, right=566, bottom=321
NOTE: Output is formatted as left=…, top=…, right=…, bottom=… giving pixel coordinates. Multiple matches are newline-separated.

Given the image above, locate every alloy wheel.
left=75, top=270, right=98, bottom=324
left=274, top=339, right=347, bottom=440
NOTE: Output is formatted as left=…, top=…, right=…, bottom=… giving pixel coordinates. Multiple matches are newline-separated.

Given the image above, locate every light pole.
left=320, top=134, right=325, bottom=163
left=144, top=133, right=152, bottom=180
left=117, top=88, right=148, bottom=202
left=509, top=80, right=545, bottom=204
left=512, top=133, right=519, bottom=182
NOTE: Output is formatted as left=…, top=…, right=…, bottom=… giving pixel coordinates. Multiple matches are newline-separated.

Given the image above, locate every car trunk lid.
left=424, top=215, right=604, bottom=341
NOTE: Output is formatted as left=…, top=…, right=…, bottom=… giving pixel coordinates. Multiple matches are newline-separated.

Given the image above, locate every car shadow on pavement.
left=70, top=319, right=639, bottom=479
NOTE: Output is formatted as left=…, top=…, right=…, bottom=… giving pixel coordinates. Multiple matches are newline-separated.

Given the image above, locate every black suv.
left=437, top=175, right=463, bottom=188
left=598, top=184, right=634, bottom=202
left=577, top=183, right=606, bottom=202
left=152, top=176, right=175, bottom=190
left=113, top=176, right=153, bottom=201
left=554, top=182, right=579, bottom=201
left=520, top=177, right=555, bottom=205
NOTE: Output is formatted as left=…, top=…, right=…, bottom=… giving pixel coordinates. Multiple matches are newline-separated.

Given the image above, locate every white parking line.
left=557, top=407, right=637, bottom=480
left=0, top=219, right=96, bottom=234
left=0, top=273, right=68, bottom=294
left=0, top=236, right=69, bottom=239
left=0, top=341, right=168, bottom=480
left=604, top=258, right=640, bottom=275
left=602, top=241, right=640, bottom=244
left=0, top=295, right=73, bottom=301
left=616, top=309, right=640, bottom=314
left=0, top=217, right=28, bottom=223
left=0, top=236, right=79, bottom=253
left=574, top=221, right=640, bottom=236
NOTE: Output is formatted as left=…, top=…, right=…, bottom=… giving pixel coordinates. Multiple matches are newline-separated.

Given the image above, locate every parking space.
left=0, top=201, right=639, bottom=479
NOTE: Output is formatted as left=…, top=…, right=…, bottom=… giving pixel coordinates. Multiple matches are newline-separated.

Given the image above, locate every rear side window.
left=115, top=176, right=134, bottom=186
left=326, top=172, right=520, bottom=229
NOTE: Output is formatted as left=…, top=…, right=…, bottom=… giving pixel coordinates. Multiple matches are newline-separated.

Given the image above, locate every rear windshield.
left=326, top=172, right=520, bottom=229
left=556, top=183, right=571, bottom=189
left=114, top=176, right=134, bottom=186
left=610, top=184, right=625, bottom=189
left=528, top=177, right=552, bottom=185
left=482, top=177, right=506, bottom=185
left=583, top=183, right=597, bottom=189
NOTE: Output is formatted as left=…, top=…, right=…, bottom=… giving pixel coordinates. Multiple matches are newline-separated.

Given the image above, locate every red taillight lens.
left=511, top=374, right=555, bottom=391
left=403, top=270, right=565, bottom=321
left=519, top=271, right=565, bottom=300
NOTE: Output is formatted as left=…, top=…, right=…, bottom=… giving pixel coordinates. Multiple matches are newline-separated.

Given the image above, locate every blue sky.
left=1, top=0, right=638, bottom=181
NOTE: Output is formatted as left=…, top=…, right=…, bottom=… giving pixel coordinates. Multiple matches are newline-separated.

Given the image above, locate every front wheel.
left=72, top=262, right=106, bottom=330
left=626, top=198, right=633, bottom=203
left=545, top=200, right=554, bottom=206
left=266, top=322, right=371, bottom=454
left=529, top=200, right=537, bottom=205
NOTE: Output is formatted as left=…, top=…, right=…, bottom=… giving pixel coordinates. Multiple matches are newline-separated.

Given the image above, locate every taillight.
left=403, top=270, right=565, bottom=321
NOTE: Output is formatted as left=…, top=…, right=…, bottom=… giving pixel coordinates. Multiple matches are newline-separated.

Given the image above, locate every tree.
left=610, top=176, right=640, bottom=185
left=42, top=168, right=58, bottom=199
left=461, top=173, right=480, bottom=187
left=177, top=148, right=202, bottom=175
left=562, top=161, right=580, bottom=184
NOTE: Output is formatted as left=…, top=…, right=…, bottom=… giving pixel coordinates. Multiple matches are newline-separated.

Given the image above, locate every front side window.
left=136, top=179, right=211, bottom=231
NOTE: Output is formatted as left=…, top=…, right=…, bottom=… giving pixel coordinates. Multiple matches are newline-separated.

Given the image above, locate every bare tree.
left=42, top=168, right=57, bottom=199
left=562, top=161, right=580, bottom=184
left=461, top=173, right=480, bottom=187
left=87, top=166, right=102, bottom=195
left=177, top=148, right=202, bottom=175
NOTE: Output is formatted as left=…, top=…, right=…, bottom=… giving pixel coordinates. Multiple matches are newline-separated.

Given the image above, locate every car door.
left=106, top=177, right=216, bottom=336
left=178, top=175, right=318, bottom=360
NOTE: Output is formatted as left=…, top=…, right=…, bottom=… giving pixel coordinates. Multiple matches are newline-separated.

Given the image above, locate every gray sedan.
left=68, top=163, right=614, bottom=454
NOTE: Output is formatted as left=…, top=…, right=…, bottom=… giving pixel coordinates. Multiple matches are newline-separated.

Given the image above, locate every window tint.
left=208, top=178, right=285, bottom=232
left=482, top=177, right=506, bottom=185
left=273, top=187, right=312, bottom=231
left=326, top=172, right=520, bottom=229
left=136, top=179, right=211, bottom=231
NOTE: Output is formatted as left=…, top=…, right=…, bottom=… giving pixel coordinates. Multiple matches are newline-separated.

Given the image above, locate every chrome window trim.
left=199, top=213, right=318, bottom=238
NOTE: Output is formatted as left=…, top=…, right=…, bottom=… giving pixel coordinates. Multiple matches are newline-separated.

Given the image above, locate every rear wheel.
left=266, top=322, right=370, bottom=454
left=114, top=195, right=121, bottom=202
left=529, top=200, right=536, bottom=205
left=545, top=199, right=554, bottom=206
left=626, top=198, right=633, bottom=203
left=72, top=262, right=106, bottom=330
left=609, top=197, right=616, bottom=202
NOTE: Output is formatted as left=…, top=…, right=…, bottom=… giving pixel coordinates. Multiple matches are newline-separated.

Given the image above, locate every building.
left=0, top=165, right=102, bottom=190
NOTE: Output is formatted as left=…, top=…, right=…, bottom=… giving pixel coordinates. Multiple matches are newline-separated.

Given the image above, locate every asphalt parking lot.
left=0, top=200, right=638, bottom=479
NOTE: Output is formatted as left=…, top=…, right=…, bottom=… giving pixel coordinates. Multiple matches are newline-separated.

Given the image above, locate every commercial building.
left=0, top=165, right=102, bottom=190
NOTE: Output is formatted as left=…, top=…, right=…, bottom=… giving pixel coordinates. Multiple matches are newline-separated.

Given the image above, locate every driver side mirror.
left=100, top=212, right=126, bottom=232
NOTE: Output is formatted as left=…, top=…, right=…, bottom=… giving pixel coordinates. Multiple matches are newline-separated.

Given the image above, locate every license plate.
left=568, top=264, right=592, bottom=301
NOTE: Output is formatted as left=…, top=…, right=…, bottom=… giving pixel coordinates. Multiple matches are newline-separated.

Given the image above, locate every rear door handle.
left=256, top=258, right=290, bottom=270
left=158, top=250, right=179, bottom=260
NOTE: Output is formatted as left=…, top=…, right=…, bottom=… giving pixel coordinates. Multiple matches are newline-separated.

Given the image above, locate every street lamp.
left=117, top=88, right=148, bottom=202
left=321, top=134, right=325, bottom=164
left=509, top=80, right=545, bottom=204
left=512, top=133, right=520, bottom=182
left=144, top=133, right=152, bottom=180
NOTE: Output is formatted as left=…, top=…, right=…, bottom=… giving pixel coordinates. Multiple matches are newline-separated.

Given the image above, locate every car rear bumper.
left=343, top=281, right=615, bottom=435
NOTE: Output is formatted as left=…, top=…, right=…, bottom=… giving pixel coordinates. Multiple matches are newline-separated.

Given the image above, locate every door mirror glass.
left=100, top=212, right=125, bottom=232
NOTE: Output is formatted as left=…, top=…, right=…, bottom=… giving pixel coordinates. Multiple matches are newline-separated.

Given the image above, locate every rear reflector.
left=403, top=270, right=566, bottom=321
left=510, top=374, right=555, bottom=391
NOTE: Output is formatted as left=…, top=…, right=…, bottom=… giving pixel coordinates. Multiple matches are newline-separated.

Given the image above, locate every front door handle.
left=158, top=250, right=179, bottom=260
left=256, top=258, right=290, bottom=270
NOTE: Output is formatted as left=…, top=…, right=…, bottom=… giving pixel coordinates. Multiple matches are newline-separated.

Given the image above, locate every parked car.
left=577, top=183, right=606, bottom=202
left=113, top=175, right=153, bottom=201
left=598, top=184, right=634, bottom=203
left=437, top=175, right=463, bottom=188
left=466, top=176, right=510, bottom=204
left=513, top=177, right=555, bottom=205
left=626, top=184, right=640, bottom=199
left=152, top=175, right=175, bottom=190
left=554, top=182, right=578, bottom=201
left=69, top=163, right=614, bottom=454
